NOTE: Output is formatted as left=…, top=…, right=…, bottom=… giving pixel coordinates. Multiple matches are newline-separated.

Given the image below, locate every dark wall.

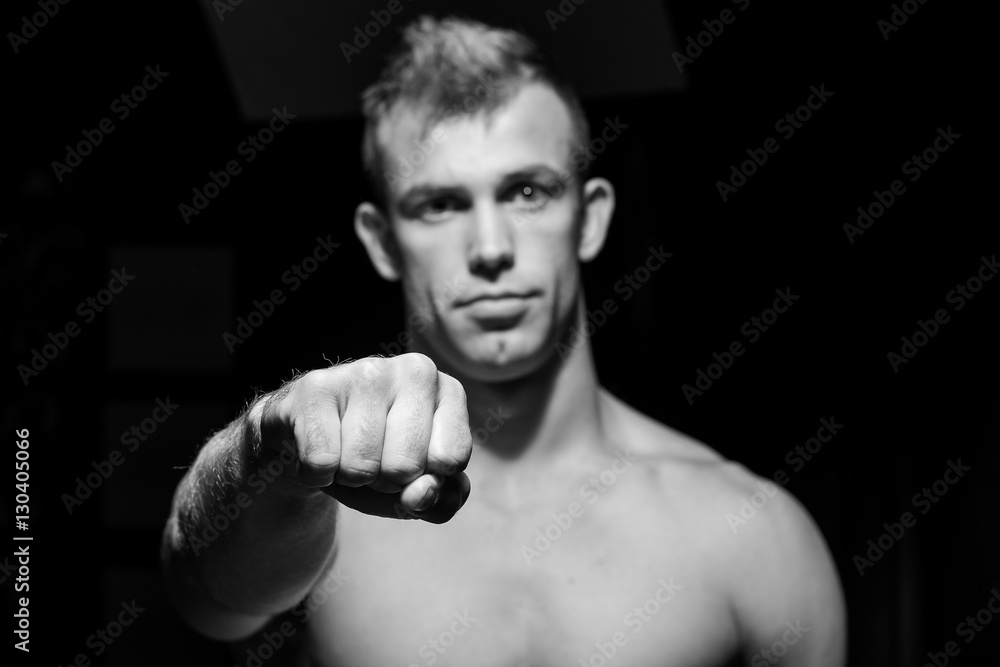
left=3, top=1, right=996, bottom=666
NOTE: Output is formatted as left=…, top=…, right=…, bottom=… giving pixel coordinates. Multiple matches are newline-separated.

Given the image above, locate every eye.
left=508, top=182, right=554, bottom=210
left=413, top=196, right=463, bottom=221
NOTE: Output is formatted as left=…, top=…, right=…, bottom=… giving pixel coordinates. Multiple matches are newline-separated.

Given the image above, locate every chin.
left=428, top=325, right=557, bottom=384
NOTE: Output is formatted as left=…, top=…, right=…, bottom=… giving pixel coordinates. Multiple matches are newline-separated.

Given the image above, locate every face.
left=359, top=83, right=612, bottom=382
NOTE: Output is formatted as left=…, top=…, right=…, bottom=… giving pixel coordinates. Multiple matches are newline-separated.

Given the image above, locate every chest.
left=300, top=482, right=742, bottom=667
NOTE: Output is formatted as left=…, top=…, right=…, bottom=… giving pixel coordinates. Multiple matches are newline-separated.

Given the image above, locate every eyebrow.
left=396, top=164, right=565, bottom=202
left=499, top=165, right=565, bottom=188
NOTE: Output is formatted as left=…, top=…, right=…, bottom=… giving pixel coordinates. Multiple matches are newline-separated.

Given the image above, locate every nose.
left=468, top=199, right=514, bottom=278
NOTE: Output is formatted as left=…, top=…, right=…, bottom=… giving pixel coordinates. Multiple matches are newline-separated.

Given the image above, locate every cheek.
left=395, top=234, right=464, bottom=307
left=518, top=232, right=581, bottom=319
left=525, top=210, right=581, bottom=274
left=395, top=219, right=469, bottom=263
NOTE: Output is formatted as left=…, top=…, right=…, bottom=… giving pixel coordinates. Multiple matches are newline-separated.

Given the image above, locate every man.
left=162, top=15, right=846, bottom=666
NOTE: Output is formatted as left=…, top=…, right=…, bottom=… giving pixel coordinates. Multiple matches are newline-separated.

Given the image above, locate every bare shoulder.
left=600, top=389, right=846, bottom=664
left=599, top=387, right=745, bottom=489
left=601, top=388, right=828, bottom=538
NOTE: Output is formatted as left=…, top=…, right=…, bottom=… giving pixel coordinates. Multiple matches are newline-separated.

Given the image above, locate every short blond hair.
left=360, top=15, right=590, bottom=206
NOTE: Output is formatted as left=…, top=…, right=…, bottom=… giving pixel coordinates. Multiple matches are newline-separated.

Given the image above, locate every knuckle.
left=357, top=354, right=387, bottom=376
left=348, top=357, right=390, bottom=393
left=396, top=352, right=438, bottom=383
left=294, top=368, right=328, bottom=394
left=290, top=368, right=341, bottom=408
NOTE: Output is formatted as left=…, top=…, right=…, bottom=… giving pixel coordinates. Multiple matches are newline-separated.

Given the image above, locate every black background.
left=3, top=0, right=997, bottom=665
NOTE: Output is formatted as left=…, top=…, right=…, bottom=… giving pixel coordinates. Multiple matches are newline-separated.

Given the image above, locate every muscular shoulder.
left=598, top=387, right=741, bottom=489
left=599, top=390, right=846, bottom=663
left=598, top=389, right=770, bottom=544
left=601, top=388, right=826, bottom=539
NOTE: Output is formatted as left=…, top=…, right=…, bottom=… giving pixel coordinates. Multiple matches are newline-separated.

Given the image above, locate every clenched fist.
left=256, top=353, right=473, bottom=523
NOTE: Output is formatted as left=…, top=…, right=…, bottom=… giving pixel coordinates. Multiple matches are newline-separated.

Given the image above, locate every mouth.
left=455, top=291, right=540, bottom=325
left=455, top=290, right=541, bottom=308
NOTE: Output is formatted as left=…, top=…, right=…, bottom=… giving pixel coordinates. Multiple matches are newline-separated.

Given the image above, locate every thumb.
left=325, top=472, right=470, bottom=524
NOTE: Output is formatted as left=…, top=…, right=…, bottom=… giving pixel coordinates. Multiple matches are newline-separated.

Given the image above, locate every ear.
left=577, top=177, right=615, bottom=263
left=354, top=202, right=401, bottom=281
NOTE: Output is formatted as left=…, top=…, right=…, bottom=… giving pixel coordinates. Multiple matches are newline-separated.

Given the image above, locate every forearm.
left=161, top=396, right=338, bottom=639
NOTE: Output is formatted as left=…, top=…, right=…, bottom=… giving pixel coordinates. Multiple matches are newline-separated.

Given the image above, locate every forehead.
left=378, top=83, right=576, bottom=196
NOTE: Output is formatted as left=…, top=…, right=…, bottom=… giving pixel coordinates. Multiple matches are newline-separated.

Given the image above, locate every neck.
left=407, top=315, right=606, bottom=468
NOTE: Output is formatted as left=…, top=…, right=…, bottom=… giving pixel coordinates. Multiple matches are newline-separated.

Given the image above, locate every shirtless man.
left=162, top=16, right=846, bottom=666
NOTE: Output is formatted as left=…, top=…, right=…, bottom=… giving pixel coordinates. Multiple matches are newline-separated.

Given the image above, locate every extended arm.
left=160, top=354, right=473, bottom=641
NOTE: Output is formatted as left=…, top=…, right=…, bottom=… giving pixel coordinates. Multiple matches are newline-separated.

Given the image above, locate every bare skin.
left=164, top=81, right=845, bottom=666
left=293, top=396, right=843, bottom=667
left=224, top=346, right=843, bottom=666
